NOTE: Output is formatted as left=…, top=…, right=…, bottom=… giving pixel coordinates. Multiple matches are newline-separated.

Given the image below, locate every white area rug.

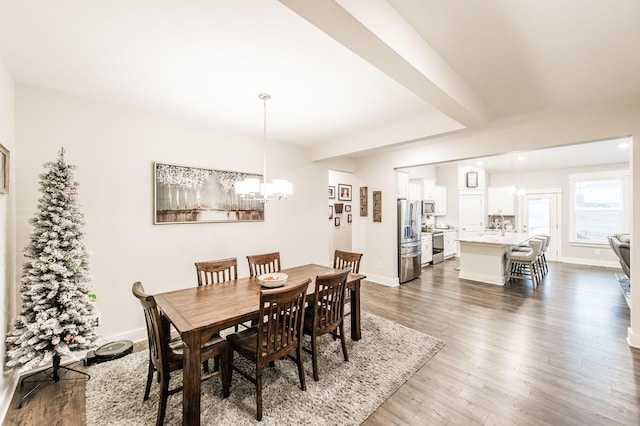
left=615, top=272, right=631, bottom=307
left=86, top=311, right=444, bottom=425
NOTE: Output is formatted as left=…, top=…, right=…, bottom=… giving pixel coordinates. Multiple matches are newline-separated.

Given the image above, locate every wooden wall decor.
left=372, top=190, right=382, bottom=222
left=359, top=186, right=368, bottom=216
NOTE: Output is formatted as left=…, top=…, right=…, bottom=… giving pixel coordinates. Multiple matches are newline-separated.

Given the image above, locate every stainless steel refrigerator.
left=398, top=199, right=422, bottom=283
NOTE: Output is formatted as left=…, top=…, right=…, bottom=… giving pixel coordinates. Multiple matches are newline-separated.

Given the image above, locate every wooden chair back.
left=311, top=269, right=350, bottom=334
left=195, top=257, right=238, bottom=286
left=333, top=250, right=362, bottom=273
left=131, top=282, right=175, bottom=378
left=257, top=278, right=311, bottom=363
left=247, top=252, right=281, bottom=277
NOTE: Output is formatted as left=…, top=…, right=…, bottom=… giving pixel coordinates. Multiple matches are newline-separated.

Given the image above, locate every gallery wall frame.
left=0, top=143, right=8, bottom=194
left=329, top=205, right=333, bottom=219
left=338, top=184, right=352, bottom=201
left=154, top=161, right=264, bottom=224
left=328, top=186, right=335, bottom=199
left=372, top=190, right=382, bottom=222
left=335, top=216, right=340, bottom=226
left=359, top=186, right=368, bottom=216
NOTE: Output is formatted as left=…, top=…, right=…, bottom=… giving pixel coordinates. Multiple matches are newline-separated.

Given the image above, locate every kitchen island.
left=457, top=232, right=532, bottom=285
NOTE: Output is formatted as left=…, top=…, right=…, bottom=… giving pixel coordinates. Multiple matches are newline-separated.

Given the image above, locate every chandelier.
left=234, top=93, right=292, bottom=202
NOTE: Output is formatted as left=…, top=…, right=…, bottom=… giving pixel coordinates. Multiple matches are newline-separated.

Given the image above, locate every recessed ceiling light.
left=516, top=155, right=525, bottom=161
left=618, top=142, right=629, bottom=148
left=476, top=161, right=483, bottom=166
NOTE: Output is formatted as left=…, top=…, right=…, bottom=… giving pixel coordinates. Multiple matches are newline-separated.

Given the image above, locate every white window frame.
left=568, top=170, right=630, bottom=246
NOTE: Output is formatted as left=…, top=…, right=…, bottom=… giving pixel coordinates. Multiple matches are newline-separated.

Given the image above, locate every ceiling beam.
left=279, top=0, right=489, bottom=128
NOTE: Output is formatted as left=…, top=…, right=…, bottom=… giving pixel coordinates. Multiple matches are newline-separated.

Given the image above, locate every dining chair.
left=195, top=257, right=238, bottom=285
left=302, top=269, right=350, bottom=381
left=246, top=252, right=281, bottom=277
left=332, top=250, right=362, bottom=319
left=333, top=250, right=362, bottom=273
left=195, top=257, right=245, bottom=334
left=227, top=277, right=311, bottom=421
left=132, top=282, right=230, bottom=425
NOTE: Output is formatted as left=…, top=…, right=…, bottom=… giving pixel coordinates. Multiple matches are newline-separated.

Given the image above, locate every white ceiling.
left=0, top=0, right=638, bottom=164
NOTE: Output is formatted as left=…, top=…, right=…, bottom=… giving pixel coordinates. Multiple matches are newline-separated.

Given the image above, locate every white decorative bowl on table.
left=257, top=273, right=288, bottom=288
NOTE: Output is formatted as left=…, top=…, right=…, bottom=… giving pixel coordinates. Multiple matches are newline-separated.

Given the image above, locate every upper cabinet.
left=423, top=180, right=447, bottom=215
left=487, top=187, right=516, bottom=215
left=397, top=171, right=409, bottom=199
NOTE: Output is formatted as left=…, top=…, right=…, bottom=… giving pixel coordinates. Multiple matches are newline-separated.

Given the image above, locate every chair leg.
left=256, top=366, right=263, bottom=421
left=221, top=349, right=230, bottom=398
left=340, top=322, right=349, bottom=362
left=296, top=340, right=307, bottom=391
left=144, top=359, right=154, bottom=401
left=311, top=333, right=319, bottom=382
left=157, top=372, right=169, bottom=426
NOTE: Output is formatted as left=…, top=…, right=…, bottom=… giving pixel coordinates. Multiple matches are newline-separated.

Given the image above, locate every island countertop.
left=457, top=232, right=531, bottom=247
left=457, top=232, right=533, bottom=285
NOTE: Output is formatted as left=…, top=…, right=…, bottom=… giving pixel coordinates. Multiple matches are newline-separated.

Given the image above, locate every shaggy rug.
left=86, top=311, right=444, bottom=425
left=615, top=272, right=631, bottom=307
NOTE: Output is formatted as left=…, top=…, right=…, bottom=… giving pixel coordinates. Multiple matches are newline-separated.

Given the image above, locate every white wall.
left=14, top=85, right=333, bottom=342
left=0, top=56, right=16, bottom=421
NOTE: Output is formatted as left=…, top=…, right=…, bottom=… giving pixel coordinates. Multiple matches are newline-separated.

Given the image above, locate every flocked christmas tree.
left=6, top=148, right=99, bottom=372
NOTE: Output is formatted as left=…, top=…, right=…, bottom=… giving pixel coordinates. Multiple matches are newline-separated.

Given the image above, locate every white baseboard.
left=101, top=327, right=147, bottom=345
left=362, top=272, right=399, bottom=287
left=558, top=257, right=620, bottom=269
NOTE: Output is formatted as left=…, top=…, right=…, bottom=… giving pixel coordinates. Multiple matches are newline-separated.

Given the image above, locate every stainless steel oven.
left=432, top=231, right=444, bottom=264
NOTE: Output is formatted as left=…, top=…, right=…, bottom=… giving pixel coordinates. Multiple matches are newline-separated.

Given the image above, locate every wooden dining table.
left=154, top=263, right=366, bottom=426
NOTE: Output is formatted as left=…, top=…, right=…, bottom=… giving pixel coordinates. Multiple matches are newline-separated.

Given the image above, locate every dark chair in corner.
left=303, top=269, right=350, bottom=381
left=132, top=282, right=230, bottom=425
left=195, top=257, right=238, bottom=285
left=333, top=250, right=362, bottom=318
left=247, top=252, right=281, bottom=277
left=227, top=278, right=311, bottom=421
left=608, top=233, right=630, bottom=278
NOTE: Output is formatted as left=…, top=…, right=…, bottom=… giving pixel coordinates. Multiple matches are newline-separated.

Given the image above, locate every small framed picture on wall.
left=335, top=216, right=341, bottom=226
left=338, top=184, right=352, bottom=201
left=328, top=186, right=335, bottom=199
left=466, top=171, right=478, bottom=188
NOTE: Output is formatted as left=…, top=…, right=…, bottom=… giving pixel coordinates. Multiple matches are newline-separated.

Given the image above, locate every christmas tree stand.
left=18, top=354, right=90, bottom=408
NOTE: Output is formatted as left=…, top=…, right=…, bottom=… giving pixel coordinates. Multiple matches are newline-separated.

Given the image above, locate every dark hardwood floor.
left=4, top=259, right=639, bottom=425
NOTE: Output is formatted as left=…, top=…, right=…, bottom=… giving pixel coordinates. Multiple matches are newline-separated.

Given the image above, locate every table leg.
left=182, top=331, right=201, bottom=425
left=350, top=279, right=361, bottom=340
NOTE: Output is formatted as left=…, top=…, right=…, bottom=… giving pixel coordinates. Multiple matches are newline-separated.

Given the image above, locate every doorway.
left=522, top=191, right=560, bottom=261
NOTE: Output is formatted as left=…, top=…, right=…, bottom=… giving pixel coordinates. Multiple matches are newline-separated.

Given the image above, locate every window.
left=569, top=171, right=628, bottom=244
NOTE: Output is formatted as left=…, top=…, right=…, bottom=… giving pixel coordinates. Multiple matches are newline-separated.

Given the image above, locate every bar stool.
left=532, top=235, right=550, bottom=275
left=506, top=239, right=543, bottom=288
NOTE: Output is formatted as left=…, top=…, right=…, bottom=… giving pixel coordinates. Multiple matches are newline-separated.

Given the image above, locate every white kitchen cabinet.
left=443, top=230, right=457, bottom=258
left=409, top=181, right=422, bottom=201
left=397, top=171, right=409, bottom=199
left=487, top=187, right=516, bottom=215
left=421, top=234, right=433, bottom=265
